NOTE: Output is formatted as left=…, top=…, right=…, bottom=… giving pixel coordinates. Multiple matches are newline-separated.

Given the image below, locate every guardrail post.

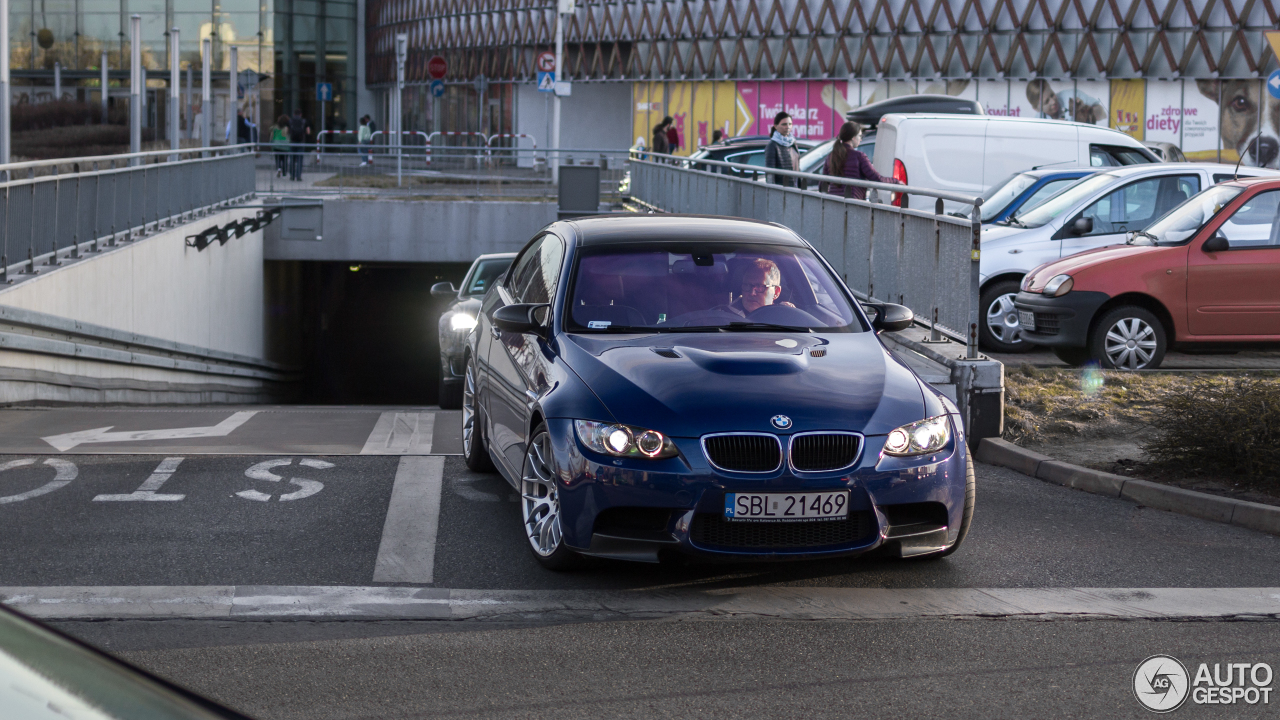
left=931, top=198, right=942, bottom=342
left=23, top=168, right=35, bottom=274
left=46, top=167, right=61, bottom=266
left=71, top=165, right=81, bottom=258
left=968, top=204, right=981, bottom=359
left=1, top=183, right=8, bottom=283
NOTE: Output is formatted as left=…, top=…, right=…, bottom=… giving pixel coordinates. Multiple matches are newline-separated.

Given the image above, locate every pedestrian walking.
left=711, top=129, right=724, bottom=144
left=270, top=115, right=290, bottom=177
left=358, top=115, right=373, bottom=165
left=821, top=121, right=900, bottom=200
left=287, top=109, right=310, bottom=181
left=665, top=119, right=680, bottom=154
left=651, top=117, right=672, bottom=157
left=763, top=111, right=800, bottom=187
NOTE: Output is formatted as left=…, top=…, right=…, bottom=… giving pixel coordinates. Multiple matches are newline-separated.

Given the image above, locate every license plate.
left=724, top=492, right=848, bottom=522
left=1017, top=309, right=1035, bottom=331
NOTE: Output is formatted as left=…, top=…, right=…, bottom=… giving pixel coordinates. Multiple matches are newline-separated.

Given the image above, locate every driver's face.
left=741, top=268, right=780, bottom=313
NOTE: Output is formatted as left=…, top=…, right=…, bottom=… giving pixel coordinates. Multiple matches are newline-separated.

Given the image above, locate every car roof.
left=1216, top=175, right=1280, bottom=188
left=1100, top=162, right=1280, bottom=177
left=472, top=252, right=517, bottom=262
left=1019, top=167, right=1094, bottom=178
left=561, top=215, right=806, bottom=247
left=695, top=137, right=819, bottom=153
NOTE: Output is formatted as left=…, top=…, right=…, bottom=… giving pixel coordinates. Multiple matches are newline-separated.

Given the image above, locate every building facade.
left=365, top=0, right=1280, bottom=167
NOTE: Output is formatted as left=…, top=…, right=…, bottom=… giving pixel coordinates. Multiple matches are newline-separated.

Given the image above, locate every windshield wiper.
left=577, top=325, right=707, bottom=333
left=722, top=322, right=812, bottom=332
left=1127, top=230, right=1159, bottom=246
left=999, top=213, right=1028, bottom=228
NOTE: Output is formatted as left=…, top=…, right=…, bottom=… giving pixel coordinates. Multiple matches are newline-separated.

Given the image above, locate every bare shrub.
left=1142, top=377, right=1280, bottom=479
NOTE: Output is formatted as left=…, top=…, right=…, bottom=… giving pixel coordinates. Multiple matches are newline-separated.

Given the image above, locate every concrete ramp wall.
left=0, top=208, right=290, bottom=405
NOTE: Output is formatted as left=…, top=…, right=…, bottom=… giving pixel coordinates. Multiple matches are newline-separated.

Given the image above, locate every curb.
left=976, top=438, right=1280, bottom=537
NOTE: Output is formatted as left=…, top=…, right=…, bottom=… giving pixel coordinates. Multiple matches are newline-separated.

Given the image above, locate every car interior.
left=568, top=250, right=854, bottom=330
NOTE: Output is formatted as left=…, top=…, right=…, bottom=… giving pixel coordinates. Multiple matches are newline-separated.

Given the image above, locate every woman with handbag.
left=822, top=121, right=899, bottom=200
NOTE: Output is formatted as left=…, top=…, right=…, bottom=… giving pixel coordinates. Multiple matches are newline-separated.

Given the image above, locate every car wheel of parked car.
left=917, top=446, right=975, bottom=560
left=521, top=424, right=582, bottom=570
left=1089, top=306, right=1167, bottom=370
left=980, top=280, right=1029, bottom=353
left=1051, top=347, right=1092, bottom=367
left=438, top=376, right=463, bottom=410
left=462, top=355, right=495, bottom=472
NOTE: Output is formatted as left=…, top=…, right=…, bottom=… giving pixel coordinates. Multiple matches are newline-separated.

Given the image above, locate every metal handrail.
left=636, top=151, right=984, bottom=207
left=0, top=144, right=255, bottom=174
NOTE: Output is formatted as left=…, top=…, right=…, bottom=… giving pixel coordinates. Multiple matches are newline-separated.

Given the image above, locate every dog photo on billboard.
left=1198, top=79, right=1280, bottom=168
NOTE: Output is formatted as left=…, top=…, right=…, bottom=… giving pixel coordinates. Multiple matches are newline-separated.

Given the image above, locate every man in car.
left=722, top=258, right=795, bottom=317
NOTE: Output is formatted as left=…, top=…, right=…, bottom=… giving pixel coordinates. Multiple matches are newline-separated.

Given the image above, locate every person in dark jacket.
left=651, top=117, right=672, bottom=156
left=763, top=111, right=799, bottom=187
left=665, top=119, right=680, bottom=153
left=823, top=121, right=899, bottom=200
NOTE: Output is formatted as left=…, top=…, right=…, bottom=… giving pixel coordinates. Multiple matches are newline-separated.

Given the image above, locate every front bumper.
left=1013, top=290, right=1109, bottom=347
left=544, top=417, right=968, bottom=563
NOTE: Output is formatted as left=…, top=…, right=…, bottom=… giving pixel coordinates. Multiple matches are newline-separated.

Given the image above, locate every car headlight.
left=574, top=420, right=679, bottom=459
left=882, top=415, right=951, bottom=457
left=449, top=313, right=478, bottom=331
left=1042, top=274, right=1074, bottom=297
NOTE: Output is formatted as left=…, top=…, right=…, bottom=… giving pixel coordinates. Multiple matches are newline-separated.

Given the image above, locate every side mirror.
left=866, top=303, right=915, bottom=333
left=1070, top=217, right=1094, bottom=236
left=1202, top=231, right=1229, bottom=253
left=492, top=303, right=549, bottom=334
left=430, top=281, right=457, bottom=298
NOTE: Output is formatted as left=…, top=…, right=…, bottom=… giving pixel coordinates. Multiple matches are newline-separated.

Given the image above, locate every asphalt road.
left=1, top=405, right=1277, bottom=718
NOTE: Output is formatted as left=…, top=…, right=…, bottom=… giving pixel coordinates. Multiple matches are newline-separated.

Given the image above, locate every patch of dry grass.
left=1144, top=378, right=1280, bottom=479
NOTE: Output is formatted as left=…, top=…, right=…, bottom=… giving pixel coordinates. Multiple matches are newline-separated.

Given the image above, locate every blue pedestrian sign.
left=316, top=82, right=333, bottom=102
left=1268, top=69, right=1280, bottom=100
left=430, top=79, right=445, bottom=98
left=537, top=71, right=556, bottom=93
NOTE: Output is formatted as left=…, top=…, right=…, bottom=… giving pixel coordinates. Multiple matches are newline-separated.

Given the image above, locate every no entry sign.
left=536, top=51, right=556, bottom=73
left=427, top=55, right=447, bottom=79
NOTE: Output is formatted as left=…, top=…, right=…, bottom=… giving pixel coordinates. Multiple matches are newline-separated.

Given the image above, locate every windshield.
left=464, top=258, right=513, bottom=296
left=798, top=140, right=834, bottom=173
left=1012, top=173, right=1119, bottom=228
left=980, top=173, right=1039, bottom=221
left=1139, top=185, right=1244, bottom=245
left=567, top=244, right=862, bottom=332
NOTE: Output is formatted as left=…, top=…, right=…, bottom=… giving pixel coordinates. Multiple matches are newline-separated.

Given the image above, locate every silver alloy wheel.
left=462, top=358, right=477, bottom=454
left=1103, top=317, right=1158, bottom=369
left=985, top=292, right=1025, bottom=345
left=521, top=432, right=562, bottom=557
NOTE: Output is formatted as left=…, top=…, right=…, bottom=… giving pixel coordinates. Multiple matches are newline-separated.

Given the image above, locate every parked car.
left=977, top=162, right=1280, bottom=351
left=1014, top=177, right=1280, bottom=369
left=686, top=135, right=818, bottom=178
left=872, top=114, right=1158, bottom=212
left=464, top=215, right=974, bottom=567
left=978, top=168, right=1095, bottom=225
left=797, top=95, right=984, bottom=189
left=1144, top=140, right=1188, bottom=162
left=432, top=252, right=517, bottom=408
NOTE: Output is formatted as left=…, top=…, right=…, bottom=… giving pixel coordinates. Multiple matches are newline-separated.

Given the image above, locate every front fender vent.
left=808, top=348, right=827, bottom=358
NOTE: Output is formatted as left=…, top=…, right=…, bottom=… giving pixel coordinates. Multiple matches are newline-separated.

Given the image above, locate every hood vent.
left=652, top=348, right=682, bottom=359
left=809, top=348, right=827, bottom=358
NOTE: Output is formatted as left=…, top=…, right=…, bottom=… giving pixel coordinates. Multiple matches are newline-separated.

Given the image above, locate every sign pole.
left=228, top=46, right=237, bottom=145
left=0, top=0, right=9, bottom=166
left=201, top=37, right=211, bottom=150
left=551, top=3, right=565, bottom=184
left=101, top=50, right=109, bottom=126
left=395, top=33, right=407, bottom=188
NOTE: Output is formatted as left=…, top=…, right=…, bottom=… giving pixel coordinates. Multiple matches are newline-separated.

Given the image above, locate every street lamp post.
left=101, top=50, right=108, bottom=124
left=201, top=37, right=211, bottom=150
left=129, top=14, right=141, bottom=162
left=551, top=0, right=573, bottom=184
left=395, top=32, right=406, bottom=187
left=170, top=28, right=179, bottom=154
left=0, top=0, right=10, bottom=165
left=228, top=45, right=237, bottom=145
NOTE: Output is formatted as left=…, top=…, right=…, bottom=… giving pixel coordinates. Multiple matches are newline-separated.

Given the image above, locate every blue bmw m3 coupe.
left=464, top=215, right=975, bottom=568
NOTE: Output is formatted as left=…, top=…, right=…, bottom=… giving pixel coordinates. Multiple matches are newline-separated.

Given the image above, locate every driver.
left=723, top=258, right=795, bottom=317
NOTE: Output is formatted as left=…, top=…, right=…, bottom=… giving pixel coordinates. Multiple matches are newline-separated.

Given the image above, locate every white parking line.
left=360, top=412, right=436, bottom=455
left=372, top=456, right=445, bottom=584
left=3, top=587, right=1280, bottom=621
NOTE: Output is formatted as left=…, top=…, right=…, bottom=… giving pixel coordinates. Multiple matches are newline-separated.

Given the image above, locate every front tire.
left=462, top=354, right=495, bottom=472
left=521, top=425, right=582, bottom=570
left=979, top=280, right=1030, bottom=353
left=1089, top=306, right=1167, bottom=370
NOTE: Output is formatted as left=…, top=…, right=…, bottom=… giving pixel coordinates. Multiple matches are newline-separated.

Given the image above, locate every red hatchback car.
left=1014, top=177, right=1280, bottom=369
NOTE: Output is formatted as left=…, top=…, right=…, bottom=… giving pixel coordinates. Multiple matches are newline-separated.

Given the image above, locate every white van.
left=872, top=115, right=1158, bottom=210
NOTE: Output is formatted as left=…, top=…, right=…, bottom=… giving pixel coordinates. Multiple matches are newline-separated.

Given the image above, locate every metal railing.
left=0, top=144, right=256, bottom=282
left=256, top=144, right=632, bottom=200
left=629, top=153, right=984, bottom=358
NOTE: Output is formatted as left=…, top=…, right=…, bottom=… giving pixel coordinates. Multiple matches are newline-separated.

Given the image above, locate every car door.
left=1186, top=189, right=1280, bottom=337
left=1057, top=173, right=1201, bottom=259
left=486, top=234, right=566, bottom=475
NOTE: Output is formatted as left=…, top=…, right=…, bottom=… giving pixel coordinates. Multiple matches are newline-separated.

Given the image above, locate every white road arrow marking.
left=41, top=412, right=259, bottom=452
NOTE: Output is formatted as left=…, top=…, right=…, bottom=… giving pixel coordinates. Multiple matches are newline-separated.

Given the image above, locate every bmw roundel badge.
left=771, top=415, right=792, bottom=430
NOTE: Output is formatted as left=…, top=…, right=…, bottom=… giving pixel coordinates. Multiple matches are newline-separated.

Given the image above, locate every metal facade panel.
left=936, top=222, right=975, bottom=338
left=842, top=203, right=872, bottom=299
left=868, top=207, right=902, bottom=304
